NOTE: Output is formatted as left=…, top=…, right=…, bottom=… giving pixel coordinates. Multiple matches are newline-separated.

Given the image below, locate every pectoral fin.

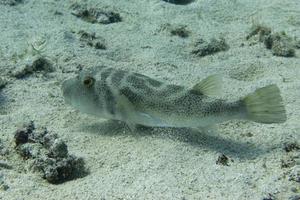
left=116, top=94, right=168, bottom=127
left=116, top=94, right=138, bottom=121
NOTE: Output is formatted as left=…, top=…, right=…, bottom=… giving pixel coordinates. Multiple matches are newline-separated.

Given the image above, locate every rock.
left=0, top=174, right=9, bottom=191
left=14, top=129, right=29, bottom=146
left=289, top=166, right=300, bottom=183
left=0, top=160, right=12, bottom=169
left=160, top=23, right=190, bottom=38
left=289, top=195, right=300, bottom=200
left=284, top=141, right=300, bottom=152
left=191, top=37, right=229, bottom=57
left=295, top=39, right=300, bottom=49
left=246, top=24, right=272, bottom=42
left=216, top=154, right=231, bottom=166
left=13, top=121, right=87, bottom=184
left=0, top=77, right=7, bottom=89
left=13, top=57, right=55, bottom=78
left=94, top=41, right=106, bottom=50
left=78, top=30, right=106, bottom=50
left=71, top=3, right=122, bottom=24
left=262, top=193, right=276, bottom=200
left=281, top=157, right=296, bottom=168
left=14, top=121, right=34, bottom=146
left=30, top=57, right=55, bottom=72
left=265, top=32, right=295, bottom=57
left=246, top=24, right=296, bottom=57
left=0, top=182, right=9, bottom=191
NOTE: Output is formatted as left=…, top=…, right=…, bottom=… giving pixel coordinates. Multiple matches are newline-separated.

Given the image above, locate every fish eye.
left=83, top=76, right=95, bottom=88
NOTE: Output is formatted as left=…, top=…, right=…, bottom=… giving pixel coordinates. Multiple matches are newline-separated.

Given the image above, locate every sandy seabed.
left=0, top=0, right=300, bottom=199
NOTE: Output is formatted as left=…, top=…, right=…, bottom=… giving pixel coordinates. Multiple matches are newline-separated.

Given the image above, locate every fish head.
left=62, top=69, right=100, bottom=115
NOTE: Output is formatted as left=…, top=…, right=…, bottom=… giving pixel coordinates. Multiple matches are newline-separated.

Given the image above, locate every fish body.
left=62, top=66, right=286, bottom=128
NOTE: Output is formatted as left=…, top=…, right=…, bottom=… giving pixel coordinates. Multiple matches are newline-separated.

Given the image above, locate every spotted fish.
left=62, top=66, right=286, bottom=129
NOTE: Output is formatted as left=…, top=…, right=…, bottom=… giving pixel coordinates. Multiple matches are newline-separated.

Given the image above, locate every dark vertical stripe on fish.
left=111, top=69, right=127, bottom=87
left=126, top=74, right=154, bottom=95
left=101, top=67, right=114, bottom=81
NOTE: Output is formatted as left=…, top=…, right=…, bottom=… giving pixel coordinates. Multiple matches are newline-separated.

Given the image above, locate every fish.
left=61, top=66, right=287, bottom=129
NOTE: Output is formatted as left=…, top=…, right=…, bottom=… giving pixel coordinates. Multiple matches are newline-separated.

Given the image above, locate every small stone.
left=266, top=33, right=295, bottom=57
left=169, top=25, right=190, bottom=38
left=0, top=183, right=9, bottom=191
left=246, top=24, right=272, bottom=42
left=295, top=39, right=300, bottom=49
left=281, top=157, right=296, bottom=168
left=289, top=167, right=300, bottom=182
left=14, top=129, right=29, bottom=146
left=94, top=41, right=106, bottom=50
left=0, top=160, right=12, bottom=169
left=0, top=147, right=9, bottom=156
left=216, top=154, right=230, bottom=166
left=54, top=11, right=63, bottom=16
left=289, top=195, right=300, bottom=200
left=71, top=4, right=121, bottom=24
left=284, top=142, right=300, bottom=152
left=0, top=174, right=9, bottom=191
left=78, top=30, right=106, bottom=50
left=31, top=57, right=55, bottom=72
left=291, top=187, right=298, bottom=193
left=0, top=77, right=7, bottom=89
left=14, top=121, right=35, bottom=146
left=262, top=194, right=276, bottom=200
left=192, top=37, right=229, bottom=57
left=241, top=132, right=254, bottom=137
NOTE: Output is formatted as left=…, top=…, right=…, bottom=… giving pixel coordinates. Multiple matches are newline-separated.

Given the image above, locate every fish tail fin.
left=242, top=84, right=287, bottom=124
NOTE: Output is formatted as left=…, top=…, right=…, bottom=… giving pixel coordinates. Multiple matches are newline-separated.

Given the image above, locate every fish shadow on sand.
left=162, top=127, right=269, bottom=160
left=79, top=120, right=270, bottom=160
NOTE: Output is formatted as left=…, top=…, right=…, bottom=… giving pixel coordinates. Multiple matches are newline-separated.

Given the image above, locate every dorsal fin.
left=191, top=74, right=222, bottom=96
